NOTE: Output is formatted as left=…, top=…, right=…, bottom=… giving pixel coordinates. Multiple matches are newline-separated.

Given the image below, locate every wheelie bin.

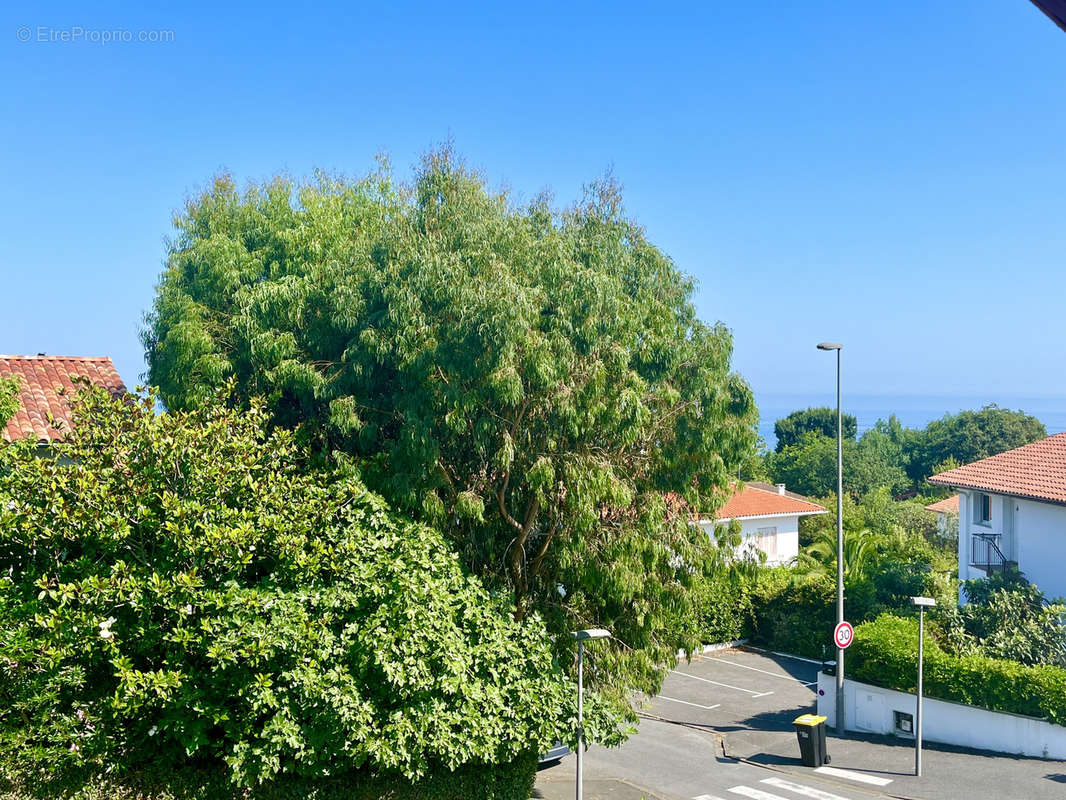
left=793, top=714, right=830, bottom=767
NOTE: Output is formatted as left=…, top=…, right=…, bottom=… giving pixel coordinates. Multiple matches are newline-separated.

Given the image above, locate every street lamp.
left=571, top=628, right=610, bottom=800
left=817, top=341, right=845, bottom=736
left=911, top=596, right=936, bottom=777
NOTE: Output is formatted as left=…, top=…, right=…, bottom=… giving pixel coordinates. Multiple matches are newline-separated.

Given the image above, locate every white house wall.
left=958, top=490, right=1066, bottom=602
left=700, top=515, right=800, bottom=567
left=1014, top=498, right=1066, bottom=601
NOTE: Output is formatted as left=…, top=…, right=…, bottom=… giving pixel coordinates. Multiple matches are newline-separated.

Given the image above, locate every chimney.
left=776, top=483, right=786, bottom=495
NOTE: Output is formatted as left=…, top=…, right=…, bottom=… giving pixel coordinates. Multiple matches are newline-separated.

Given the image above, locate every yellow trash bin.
left=793, top=714, right=829, bottom=767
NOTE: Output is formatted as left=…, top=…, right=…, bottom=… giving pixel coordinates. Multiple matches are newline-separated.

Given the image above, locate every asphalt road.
left=536, top=646, right=1066, bottom=800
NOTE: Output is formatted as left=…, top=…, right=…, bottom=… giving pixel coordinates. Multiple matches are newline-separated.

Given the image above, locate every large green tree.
left=144, top=151, right=758, bottom=705
left=907, top=405, right=1047, bottom=483
left=765, top=429, right=909, bottom=497
left=773, top=406, right=857, bottom=452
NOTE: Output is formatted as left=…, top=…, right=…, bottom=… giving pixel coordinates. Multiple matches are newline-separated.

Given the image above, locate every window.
left=977, top=493, right=991, bottom=525
left=756, top=526, right=778, bottom=558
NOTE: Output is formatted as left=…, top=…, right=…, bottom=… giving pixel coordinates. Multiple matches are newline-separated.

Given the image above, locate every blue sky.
left=2, top=1, right=1064, bottom=405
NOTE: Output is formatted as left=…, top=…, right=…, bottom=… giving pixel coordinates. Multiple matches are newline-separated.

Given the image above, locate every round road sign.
left=833, top=621, right=854, bottom=649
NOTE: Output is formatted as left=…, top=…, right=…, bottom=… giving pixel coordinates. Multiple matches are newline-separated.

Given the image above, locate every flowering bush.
left=0, top=387, right=575, bottom=789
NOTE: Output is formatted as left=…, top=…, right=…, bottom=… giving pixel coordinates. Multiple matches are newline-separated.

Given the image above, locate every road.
left=535, top=646, right=1066, bottom=800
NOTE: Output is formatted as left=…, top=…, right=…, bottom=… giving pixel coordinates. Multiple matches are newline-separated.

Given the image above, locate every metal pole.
left=576, top=639, right=584, bottom=800
left=835, top=347, right=845, bottom=737
left=916, top=607, right=924, bottom=777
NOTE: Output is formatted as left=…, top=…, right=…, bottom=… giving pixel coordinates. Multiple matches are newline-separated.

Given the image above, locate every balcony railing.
left=971, top=533, right=1016, bottom=574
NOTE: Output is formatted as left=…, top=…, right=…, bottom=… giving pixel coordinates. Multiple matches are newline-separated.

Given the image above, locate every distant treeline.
left=756, top=405, right=1046, bottom=498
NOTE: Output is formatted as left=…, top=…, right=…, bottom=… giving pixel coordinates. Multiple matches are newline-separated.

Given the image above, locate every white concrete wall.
left=817, top=672, right=1066, bottom=760
left=700, top=514, right=800, bottom=567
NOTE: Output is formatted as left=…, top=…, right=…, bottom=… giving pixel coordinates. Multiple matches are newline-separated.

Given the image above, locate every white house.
left=924, top=494, right=959, bottom=538
left=929, top=433, right=1066, bottom=602
left=696, top=481, right=827, bottom=566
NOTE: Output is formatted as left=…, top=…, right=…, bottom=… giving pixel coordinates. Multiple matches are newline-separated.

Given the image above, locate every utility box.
left=794, top=714, right=830, bottom=767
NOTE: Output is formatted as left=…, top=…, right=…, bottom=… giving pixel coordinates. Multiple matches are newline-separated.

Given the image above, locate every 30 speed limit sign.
left=833, top=621, right=854, bottom=649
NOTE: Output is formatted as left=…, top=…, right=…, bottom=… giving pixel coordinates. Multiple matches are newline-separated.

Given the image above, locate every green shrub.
left=849, top=614, right=1066, bottom=724
left=0, top=752, right=537, bottom=800
left=0, top=387, right=578, bottom=789
left=749, top=571, right=835, bottom=659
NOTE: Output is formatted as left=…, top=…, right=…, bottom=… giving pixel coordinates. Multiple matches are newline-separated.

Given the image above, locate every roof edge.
left=928, top=480, right=1066, bottom=509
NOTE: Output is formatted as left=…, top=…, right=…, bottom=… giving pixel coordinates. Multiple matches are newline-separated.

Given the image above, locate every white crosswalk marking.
left=692, top=795, right=728, bottom=800
left=728, top=786, right=790, bottom=800
left=814, top=766, right=893, bottom=786
left=761, top=776, right=853, bottom=800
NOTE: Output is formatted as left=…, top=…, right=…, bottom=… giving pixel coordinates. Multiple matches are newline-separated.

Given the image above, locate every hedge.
left=849, top=614, right=1066, bottom=724
left=0, top=752, right=537, bottom=800
left=748, top=571, right=835, bottom=660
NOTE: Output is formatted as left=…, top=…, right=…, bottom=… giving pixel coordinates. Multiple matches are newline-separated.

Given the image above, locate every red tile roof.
left=712, top=483, right=827, bottom=521
left=928, top=434, right=1066, bottom=505
left=924, top=495, right=959, bottom=515
left=1, top=355, right=127, bottom=443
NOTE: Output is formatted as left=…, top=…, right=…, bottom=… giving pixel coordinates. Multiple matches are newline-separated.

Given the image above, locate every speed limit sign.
left=834, top=621, right=854, bottom=649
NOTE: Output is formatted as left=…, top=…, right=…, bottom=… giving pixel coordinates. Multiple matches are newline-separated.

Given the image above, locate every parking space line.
left=669, top=669, right=771, bottom=697
left=814, top=766, right=893, bottom=786
left=703, top=656, right=817, bottom=686
left=658, top=695, right=722, bottom=711
left=744, top=645, right=824, bottom=665
left=761, top=777, right=853, bottom=800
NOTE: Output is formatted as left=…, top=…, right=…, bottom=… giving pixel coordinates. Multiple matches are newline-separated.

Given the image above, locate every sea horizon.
left=755, top=391, right=1066, bottom=450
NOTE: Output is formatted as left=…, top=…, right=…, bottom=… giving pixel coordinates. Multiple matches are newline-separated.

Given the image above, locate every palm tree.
left=795, top=526, right=874, bottom=583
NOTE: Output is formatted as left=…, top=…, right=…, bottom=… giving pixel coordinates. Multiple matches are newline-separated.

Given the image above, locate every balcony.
left=970, top=532, right=1018, bottom=575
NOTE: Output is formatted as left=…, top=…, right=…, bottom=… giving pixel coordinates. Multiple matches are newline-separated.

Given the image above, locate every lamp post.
left=817, top=341, right=845, bottom=736
left=571, top=628, right=610, bottom=800
left=911, top=596, right=936, bottom=776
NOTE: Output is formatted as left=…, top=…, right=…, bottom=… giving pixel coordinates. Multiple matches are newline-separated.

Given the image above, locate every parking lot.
left=535, top=646, right=1066, bottom=800
left=649, top=647, right=819, bottom=756
left=647, top=646, right=822, bottom=763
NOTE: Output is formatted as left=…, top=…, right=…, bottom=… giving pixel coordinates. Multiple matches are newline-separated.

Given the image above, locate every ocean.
left=756, top=392, right=1066, bottom=451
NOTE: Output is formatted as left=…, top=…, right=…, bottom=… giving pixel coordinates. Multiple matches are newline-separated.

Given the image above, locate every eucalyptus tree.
left=145, top=150, right=758, bottom=705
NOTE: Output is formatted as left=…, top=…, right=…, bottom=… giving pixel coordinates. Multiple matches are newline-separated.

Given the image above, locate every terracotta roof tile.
left=924, top=495, right=960, bottom=514
left=712, top=483, right=826, bottom=521
left=1, top=355, right=127, bottom=443
left=928, top=434, right=1066, bottom=505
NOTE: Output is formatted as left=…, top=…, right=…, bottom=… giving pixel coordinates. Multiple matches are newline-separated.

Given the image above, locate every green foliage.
left=685, top=565, right=758, bottom=645
left=765, top=429, right=909, bottom=499
left=767, top=404, right=1046, bottom=498
left=773, top=407, right=856, bottom=452
left=795, top=526, right=874, bottom=584
left=142, top=150, right=759, bottom=715
left=938, top=572, right=1066, bottom=667
left=0, top=377, right=18, bottom=429
left=749, top=571, right=836, bottom=660
left=0, top=386, right=578, bottom=788
left=0, top=752, right=537, bottom=800
left=753, top=490, right=957, bottom=658
left=910, top=405, right=1046, bottom=484
left=849, top=614, right=1066, bottom=724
